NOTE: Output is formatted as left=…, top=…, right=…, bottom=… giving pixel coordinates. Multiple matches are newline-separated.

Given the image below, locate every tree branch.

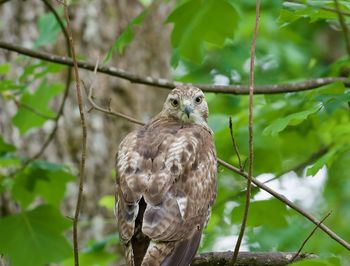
left=61, top=1, right=87, bottom=265
left=1, top=41, right=350, bottom=95
left=231, top=1, right=260, bottom=264
left=192, top=251, right=317, bottom=266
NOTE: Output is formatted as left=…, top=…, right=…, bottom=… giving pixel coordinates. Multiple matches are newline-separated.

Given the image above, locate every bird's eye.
left=170, top=98, right=179, bottom=107
left=194, top=96, right=203, bottom=104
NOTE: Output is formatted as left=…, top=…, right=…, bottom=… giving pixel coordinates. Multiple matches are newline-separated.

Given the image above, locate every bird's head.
left=161, top=85, right=209, bottom=126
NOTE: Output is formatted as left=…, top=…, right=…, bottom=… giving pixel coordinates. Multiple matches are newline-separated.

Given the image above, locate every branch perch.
left=1, top=41, right=350, bottom=95
left=192, top=251, right=317, bottom=266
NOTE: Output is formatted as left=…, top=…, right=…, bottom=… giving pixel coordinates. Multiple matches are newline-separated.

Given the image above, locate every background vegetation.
left=0, top=0, right=349, bottom=265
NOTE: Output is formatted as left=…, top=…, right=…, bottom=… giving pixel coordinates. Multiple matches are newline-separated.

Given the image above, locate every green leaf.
left=104, top=11, right=147, bottom=62
left=306, top=149, right=336, bottom=176
left=138, top=0, right=153, bottom=7
left=0, top=136, right=15, bottom=155
left=19, top=62, right=64, bottom=84
left=166, top=0, right=239, bottom=64
left=12, top=161, right=75, bottom=208
left=0, top=79, right=25, bottom=92
left=34, top=12, right=62, bottom=48
left=263, top=106, right=320, bottom=136
left=279, top=2, right=337, bottom=27
left=98, top=195, right=115, bottom=210
left=12, top=81, right=64, bottom=134
left=63, top=251, right=117, bottom=266
left=0, top=205, right=71, bottom=266
left=317, top=92, right=350, bottom=113
left=232, top=199, right=288, bottom=228
left=0, top=154, right=21, bottom=168
left=0, top=63, right=11, bottom=74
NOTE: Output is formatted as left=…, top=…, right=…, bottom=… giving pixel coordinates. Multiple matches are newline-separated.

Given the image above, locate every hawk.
left=115, top=85, right=217, bottom=266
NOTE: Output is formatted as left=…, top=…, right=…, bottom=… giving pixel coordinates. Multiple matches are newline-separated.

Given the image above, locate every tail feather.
left=160, top=230, right=202, bottom=266
left=131, top=198, right=150, bottom=266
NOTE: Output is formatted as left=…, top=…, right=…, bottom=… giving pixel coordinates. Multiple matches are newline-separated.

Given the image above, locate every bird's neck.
left=152, top=113, right=213, bottom=135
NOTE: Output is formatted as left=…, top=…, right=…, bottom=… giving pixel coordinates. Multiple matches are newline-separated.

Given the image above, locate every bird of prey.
left=115, top=85, right=217, bottom=266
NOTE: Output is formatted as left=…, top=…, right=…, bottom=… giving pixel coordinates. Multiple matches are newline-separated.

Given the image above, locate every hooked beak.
left=183, top=105, right=193, bottom=118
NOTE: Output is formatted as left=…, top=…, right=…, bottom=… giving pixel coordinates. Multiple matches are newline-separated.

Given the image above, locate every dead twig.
left=86, top=61, right=144, bottom=126
left=228, top=117, right=243, bottom=171
left=231, top=1, right=260, bottom=265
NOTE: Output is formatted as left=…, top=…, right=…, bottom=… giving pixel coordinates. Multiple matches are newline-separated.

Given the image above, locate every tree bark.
left=192, top=251, right=318, bottom=266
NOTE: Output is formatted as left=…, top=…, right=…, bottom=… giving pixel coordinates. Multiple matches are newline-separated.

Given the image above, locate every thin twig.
left=231, top=1, right=260, bottom=265
left=1, top=41, right=350, bottom=94
left=86, top=62, right=144, bottom=126
left=228, top=117, right=243, bottom=171
left=291, top=211, right=332, bottom=262
left=62, top=1, right=87, bottom=265
left=334, top=0, right=350, bottom=56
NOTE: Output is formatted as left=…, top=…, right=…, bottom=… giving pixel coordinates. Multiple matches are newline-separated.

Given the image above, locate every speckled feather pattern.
left=115, top=86, right=217, bottom=266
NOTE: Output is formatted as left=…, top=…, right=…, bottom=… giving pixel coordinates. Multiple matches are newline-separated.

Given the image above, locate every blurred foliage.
left=104, top=10, right=148, bottom=63
left=1, top=0, right=350, bottom=265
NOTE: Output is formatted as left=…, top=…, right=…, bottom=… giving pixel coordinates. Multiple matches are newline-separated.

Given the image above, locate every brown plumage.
left=115, top=86, right=217, bottom=266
